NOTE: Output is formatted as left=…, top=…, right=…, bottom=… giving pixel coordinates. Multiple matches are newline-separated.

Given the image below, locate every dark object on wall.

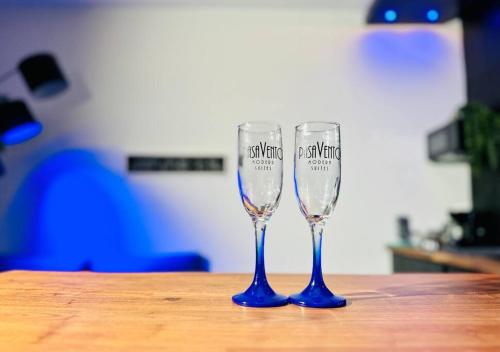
left=0, top=52, right=69, bottom=171
left=0, top=100, right=42, bottom=145
left=128, top=156, right=224, bottom=172
left=427, top=118, right=466, bottom=162
left=18, top=54, right=69, bottom=98
left=366, top=0, right=458, bottom=24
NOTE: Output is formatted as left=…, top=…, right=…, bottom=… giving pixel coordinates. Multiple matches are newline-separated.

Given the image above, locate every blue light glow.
left=1, top=121, right=42, bottom=145
left=384, top=10, right=398, bottom=23
left=0, top=150, right=209, bottom=272
left=489, top=8, right=500, bottom=27
left=427, top=9, right=440, bottom=22
left=358, top=30, right=451, bottom=76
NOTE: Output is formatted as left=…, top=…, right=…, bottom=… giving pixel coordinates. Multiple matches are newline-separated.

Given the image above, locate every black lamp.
left=0, top=52, right=68, bottom=147
left=0, top=100, right=42, bottom=145
left=18, top=54, right=69, bottom=98
left=366, top=0, right=458, bottom=24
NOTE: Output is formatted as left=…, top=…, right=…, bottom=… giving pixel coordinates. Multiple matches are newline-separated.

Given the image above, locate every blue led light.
left=1, top=121, right=42, bottom=145
left=427, top=9, right=440, bottom=22
left=384, top=9, right=398, bottom=23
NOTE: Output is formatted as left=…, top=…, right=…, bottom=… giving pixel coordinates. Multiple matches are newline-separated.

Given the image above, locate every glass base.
left=232, top=284, right=288, bottom=308
left=289, top=285, right=346, bottom=308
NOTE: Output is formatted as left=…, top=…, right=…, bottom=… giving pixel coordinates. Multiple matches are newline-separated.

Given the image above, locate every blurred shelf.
left=388, top=245, right=500, bottom=274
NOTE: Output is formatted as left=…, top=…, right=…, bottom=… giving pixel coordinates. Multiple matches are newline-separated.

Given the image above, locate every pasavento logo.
left=247, top=142, right=283, bottom=171
left=297, top=142, right=340, bottom=171
left=247, top=142, right=283, bottom=160
left=298, top=142, right=340, bottom=160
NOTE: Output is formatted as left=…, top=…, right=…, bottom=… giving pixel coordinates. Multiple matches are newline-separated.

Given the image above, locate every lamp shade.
left=18, top=54, right=68, bottom=98
left=0, top=100, right=43, bottom=145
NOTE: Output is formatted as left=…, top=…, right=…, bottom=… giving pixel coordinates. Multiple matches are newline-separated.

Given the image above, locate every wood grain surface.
left=0, top=271, right=499, bottom=351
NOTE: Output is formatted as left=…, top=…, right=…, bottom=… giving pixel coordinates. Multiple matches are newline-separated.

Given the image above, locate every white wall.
left=0, top=2, right=470, bottom=273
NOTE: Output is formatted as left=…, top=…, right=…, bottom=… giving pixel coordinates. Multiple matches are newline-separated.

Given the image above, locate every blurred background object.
left=0, top=52, right=209, bottom=272
left=425, top=0, right=500, bottom=248
left=18, top=53, right=69, bottom=99
left=0, top=99, right=42, bottom=146
left=396, top=216, right=411, bottom=245
left=0, top=0, right=498, bottom=274
left=372, top=0, right=500, bottom=272
left=367, top=0, right=459, bottom=24
left=0, top=52, right=70, bottom=146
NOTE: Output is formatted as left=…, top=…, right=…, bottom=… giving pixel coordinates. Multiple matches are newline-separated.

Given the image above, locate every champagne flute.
left=290, top=122, right=346, bottom=308
left=233, top=121, right=288, bottom=307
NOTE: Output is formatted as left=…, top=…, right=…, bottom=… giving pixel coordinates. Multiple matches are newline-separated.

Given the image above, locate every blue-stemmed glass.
left=232, top=121, right=288, bottom=307
left=290, top=122, right=346, bottom=308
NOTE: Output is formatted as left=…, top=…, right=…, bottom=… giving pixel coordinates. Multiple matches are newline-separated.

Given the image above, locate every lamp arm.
left=0, top=96, right=5, bottom=153
left=0, top=68, right=16, bottom=86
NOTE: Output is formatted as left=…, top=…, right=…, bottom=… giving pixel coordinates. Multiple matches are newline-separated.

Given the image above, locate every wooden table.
left=0, top=271, right=499, bottom=351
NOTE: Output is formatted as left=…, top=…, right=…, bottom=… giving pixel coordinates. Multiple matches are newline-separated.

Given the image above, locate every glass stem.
left=252, top=219, right=269, bottom=287
left=309, top=222, right=326, bottom=288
